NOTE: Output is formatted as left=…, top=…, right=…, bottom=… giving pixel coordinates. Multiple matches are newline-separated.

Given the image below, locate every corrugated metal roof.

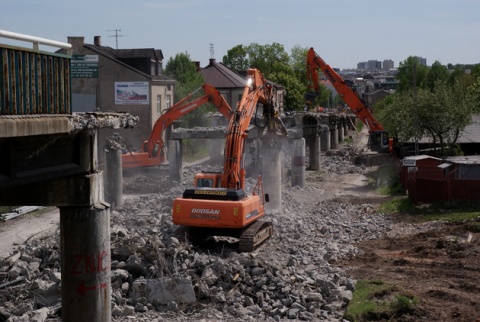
left=403, top=154, right=442, bottom=161
left=438, top=162, right=453, bottom=169
left=445, top=155, right=480, bottom=165
left=458, top=114, right=480, bottom=143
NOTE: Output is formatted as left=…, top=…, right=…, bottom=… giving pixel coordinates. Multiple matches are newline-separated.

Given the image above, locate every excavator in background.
left=122, top=84, right=232, bottom=169
left=172, top=68, right=286, bottom=252
left=306, top=47, right=393, bottom=153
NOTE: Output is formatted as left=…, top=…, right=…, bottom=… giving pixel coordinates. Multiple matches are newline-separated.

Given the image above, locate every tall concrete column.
left=208, top=114, right=225, bottom=165
left=309, top=134, right=321, bottom=171
left=291, top=138, right=306, bottom=187
left=104, top=145, right=122, bottom=209
left=208, top=139, right=223, bottom=165
left=330, top=127, right=338, bottom=149
left=338, top=124, right=345, bottom=143
left=343, top=122, right=348, bottom=137
left=60, top=203, right=111, bottom=322
left=320, top=126, right=330, bottom=152
left=169, top=139, right=183, bottom=183
left=261, top=135, right=282, bottom=211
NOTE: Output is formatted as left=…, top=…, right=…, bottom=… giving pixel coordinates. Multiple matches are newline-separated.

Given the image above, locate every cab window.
left=196, top=178, right=214, bottom=188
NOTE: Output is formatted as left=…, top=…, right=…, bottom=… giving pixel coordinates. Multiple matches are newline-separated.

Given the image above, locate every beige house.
left=65, top=36, right=176, bottom=158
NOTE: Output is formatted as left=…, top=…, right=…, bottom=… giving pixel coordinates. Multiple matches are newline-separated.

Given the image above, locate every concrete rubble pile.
left=0, top=140, right=394, bottom=322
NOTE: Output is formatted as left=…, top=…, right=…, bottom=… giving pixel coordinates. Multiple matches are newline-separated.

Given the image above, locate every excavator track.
left=238, top=220, right=273, bottom=252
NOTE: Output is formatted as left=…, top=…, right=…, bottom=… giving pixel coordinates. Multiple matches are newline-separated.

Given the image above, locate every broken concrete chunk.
left=131, top=277, right=196, bottom=305
left=125, top=255, right=146, bottom=277
left=111, top=268, right=129, bottom=282
left=30, top=307, right=49, bottom=322
left=201, top=265, right=219, bottom=286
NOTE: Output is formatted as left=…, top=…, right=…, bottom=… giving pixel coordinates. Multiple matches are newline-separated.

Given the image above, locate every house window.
left=157, top=62, right=162, bottom=75
left=151, top=61, right=156, bottom=75
left=166, top=95, right=172, bottom=109
left=156, top=95, right=162, bottom=114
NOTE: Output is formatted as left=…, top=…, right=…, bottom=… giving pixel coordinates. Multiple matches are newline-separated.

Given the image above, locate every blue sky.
left=1, top=0, right=479, bottom=70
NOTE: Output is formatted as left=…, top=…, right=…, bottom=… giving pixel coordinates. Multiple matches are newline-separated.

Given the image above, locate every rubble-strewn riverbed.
left=4, top=132, right=471, bottom=322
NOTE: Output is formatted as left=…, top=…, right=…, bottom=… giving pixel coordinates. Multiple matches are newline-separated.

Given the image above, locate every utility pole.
left=107, top=29, right=128, bottom=49
left=413, top=63, right=419, bottom=156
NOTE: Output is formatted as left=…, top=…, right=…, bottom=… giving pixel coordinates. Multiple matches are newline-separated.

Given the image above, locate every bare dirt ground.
left=332, top=132, right=480, bottom=321
left=339, top=219, right=480, bottom=322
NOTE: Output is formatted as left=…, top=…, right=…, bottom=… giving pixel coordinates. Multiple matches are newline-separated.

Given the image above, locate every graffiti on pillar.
left=76, top=281, right=108, bottom=296
left=70, top=251, right=110, bottom=275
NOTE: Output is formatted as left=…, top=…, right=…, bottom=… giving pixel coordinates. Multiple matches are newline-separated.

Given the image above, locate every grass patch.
left=344, top=279, right=418, bottom=322
left=379, top=196, right=416, bottom=213
left=413, top=201, right=480, bottom=223
left=379, top=197, right=480, bottom=223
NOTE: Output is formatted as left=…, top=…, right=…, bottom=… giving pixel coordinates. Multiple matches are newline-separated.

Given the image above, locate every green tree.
left=223, top=43, right=311, bottom=111
left=269, top=70, right=305, bottom=111
left=287, top=45, right=330, bottom=110
left=418, top=81, right=471, bottom=155
left=470, top=64, right=480, bottom=80
left=289, top=45, right=309, bottom=83
left=164, top=52, right=204, bottom=102
left=427, top=61, right=449, bottom=91
left=246, top=42, right=290, bottom=76
left=465, top=77, right=480, bottom=113
left=448, top=68, right=476, bottom=90
left=378, top=80, right=475, bottom=156
left=164, top=52, right=211, bottom=157
left=222, top=45, right=249, bottom=73
left=395, top=56, right=429, bottom=93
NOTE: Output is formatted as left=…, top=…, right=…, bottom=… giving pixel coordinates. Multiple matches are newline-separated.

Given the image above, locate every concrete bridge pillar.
left=208, top=116, right=225, bottom=165
left=330, top=126, right=338, bottom=149
left=308, top=134, right=321, bottom=171
left=169, top=139, right=183, bottom=183
left=291, top=138, right=305, bottom=187
left=60, top=202, right=111, bottom=322
left=337, top=123, right=345, bottom=143
left=320, top=126, right=330, bottom=152
left=208, top=139, right=223, bottom=165
left=104, top=138, right=123, bottom=210
left=261, top=135, right=282, bottom=210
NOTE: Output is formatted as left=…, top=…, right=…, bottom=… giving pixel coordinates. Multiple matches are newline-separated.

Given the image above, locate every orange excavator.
left=172, top=68, right=286, bottom=252
left=122, top=84, right=232, bottom=169
left=306, top=47, right=393, bottom=152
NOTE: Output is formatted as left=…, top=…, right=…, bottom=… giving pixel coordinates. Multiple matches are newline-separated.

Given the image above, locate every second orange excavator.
left=306, top=47, right=393, bottom=152
left=122, top=84, right=232, bottom=169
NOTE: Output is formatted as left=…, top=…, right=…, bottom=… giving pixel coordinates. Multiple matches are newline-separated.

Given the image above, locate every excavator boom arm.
left=145, top=84, right=232, bottom=156
left=306, top=48, right=384, bottom=132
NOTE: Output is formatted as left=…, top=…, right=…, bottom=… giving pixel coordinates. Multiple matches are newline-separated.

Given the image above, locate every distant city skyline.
left=1, top=0, right=479, bottom=70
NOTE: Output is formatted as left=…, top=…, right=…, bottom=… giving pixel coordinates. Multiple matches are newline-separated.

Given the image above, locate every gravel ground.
left=0, top=132, right=402, bottom=322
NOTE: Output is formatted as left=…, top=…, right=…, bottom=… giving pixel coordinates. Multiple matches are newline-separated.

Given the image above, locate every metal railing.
left=0, top=29, right=71, bottom=51
left=1, top=30, right=72, bottom=115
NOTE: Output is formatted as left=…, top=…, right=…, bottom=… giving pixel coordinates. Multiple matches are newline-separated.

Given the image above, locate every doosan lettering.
left=191, top=208, right=220, bottom=215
